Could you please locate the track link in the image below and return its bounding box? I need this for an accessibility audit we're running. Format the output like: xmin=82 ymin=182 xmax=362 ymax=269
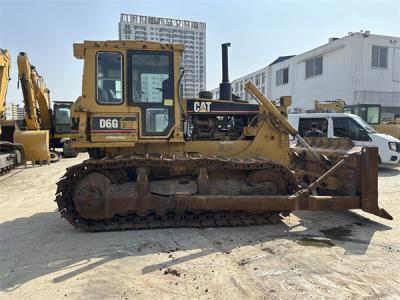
xmin=55 ymin=153 xmax=297 ymax=231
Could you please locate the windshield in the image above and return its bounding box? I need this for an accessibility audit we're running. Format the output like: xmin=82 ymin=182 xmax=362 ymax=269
xmin=352 ymin=115 xmax=377 ymax=133
xmin=55 ymin=107 xmax=71 ymax=125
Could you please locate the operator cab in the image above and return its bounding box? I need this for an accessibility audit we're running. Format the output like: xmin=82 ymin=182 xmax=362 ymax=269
xmin=94 ymin=47 xmax=175 ymax=137
xmin=53 ymin=101 xmax=73 ymax=135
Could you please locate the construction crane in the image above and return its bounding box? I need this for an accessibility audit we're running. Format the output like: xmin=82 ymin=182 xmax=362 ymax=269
xmin=55 ymin=41 xmax=391 ymax=231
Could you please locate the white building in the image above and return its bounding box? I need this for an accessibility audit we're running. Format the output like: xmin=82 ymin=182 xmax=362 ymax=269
xmin=213 ymin=32 xmax=400 ymax=118
xmin=5 ymin=103 xmax=24 ymax=120
xmin=119 ymin=13 xmax=206 ymax=98
xmin=211 ymin=67 xmax=268 ymax=103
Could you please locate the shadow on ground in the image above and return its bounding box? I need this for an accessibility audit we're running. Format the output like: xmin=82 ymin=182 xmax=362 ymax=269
xmin=0 ymin=209 xmax=391 ymax=292
xmin=378 ymin=167 xmax=400 ymax=177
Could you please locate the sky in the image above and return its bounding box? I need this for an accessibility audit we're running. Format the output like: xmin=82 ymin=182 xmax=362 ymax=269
xmin=1 ymin=0 xmax=399 ymax=104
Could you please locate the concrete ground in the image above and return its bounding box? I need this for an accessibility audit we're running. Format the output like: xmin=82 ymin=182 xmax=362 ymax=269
xmin=0 ymin=154 xmax=399 ymax=299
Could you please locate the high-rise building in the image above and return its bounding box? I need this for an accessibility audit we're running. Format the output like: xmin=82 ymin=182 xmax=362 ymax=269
xmin=119 ymin=13 xmax=206 ymax=98
xmin=5 ymin=103 xmax=25 ymax=120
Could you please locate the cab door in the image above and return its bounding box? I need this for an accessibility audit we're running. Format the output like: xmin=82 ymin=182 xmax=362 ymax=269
xmin=127 ymin=50 xmax=175 ymax=137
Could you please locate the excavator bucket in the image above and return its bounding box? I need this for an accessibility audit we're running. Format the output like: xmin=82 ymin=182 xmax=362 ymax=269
xmin=14 ymin=130 xmax=50 ymax=163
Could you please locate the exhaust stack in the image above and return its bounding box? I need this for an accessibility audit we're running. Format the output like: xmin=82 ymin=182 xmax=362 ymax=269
xmin=219 ymin=43 xmax=232 ymax=100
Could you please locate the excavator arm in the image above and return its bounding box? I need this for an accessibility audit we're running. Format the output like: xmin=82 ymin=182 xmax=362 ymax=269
xmin=17 ymin=52 xmax=52 ymax=131
xmin=0 ymin=49 xmax=11 ymax=119
xmin=13 ymin=52 xmax=51 ymax=163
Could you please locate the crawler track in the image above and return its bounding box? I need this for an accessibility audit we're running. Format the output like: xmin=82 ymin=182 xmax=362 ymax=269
xmin=55 ymin=153 xmax=297 ymax=231
xmin=0 ymin=142 xmax=25 ymax=176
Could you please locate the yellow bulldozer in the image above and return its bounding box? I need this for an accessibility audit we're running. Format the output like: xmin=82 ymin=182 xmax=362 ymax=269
xmin=56 ymin=41 xmax=392 ymax=231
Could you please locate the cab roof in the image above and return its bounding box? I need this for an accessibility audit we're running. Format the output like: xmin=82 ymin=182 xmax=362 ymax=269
xmin=73 ymin=40 xmax=184 ymax=59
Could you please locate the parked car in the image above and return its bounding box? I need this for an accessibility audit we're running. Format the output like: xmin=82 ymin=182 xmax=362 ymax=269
xmin=288 ymin=113 xmax=400 ymax=166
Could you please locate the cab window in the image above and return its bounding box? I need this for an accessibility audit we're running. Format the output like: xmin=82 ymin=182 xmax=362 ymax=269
xmin=130 ymin=54 xmax=170 ymax=103
xmin=54 ymin=106 xmax=71 ymax=134
xmin=96 ymin=52 xmax=123 ymax=104
xmin=55 ymin=107 xmax=70 ymax=125
xmin=146 ymin=108 xmax=169 ymax=133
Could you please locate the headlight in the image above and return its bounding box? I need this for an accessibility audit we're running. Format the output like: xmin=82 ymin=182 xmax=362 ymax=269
xmin=388 ymin=142 xmax=397 ymax=151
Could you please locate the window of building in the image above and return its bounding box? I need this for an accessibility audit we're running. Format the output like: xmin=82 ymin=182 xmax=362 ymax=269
xmin=261 ymin=73 xmax=266 ymax=84
xmin=305 ymin=56 xmax=323 ymax=78
xmin=371 ymin=45 xmax=388 ymax=68
xmin=96 ymin=52 xmax=123 ymax=104
xmin=255 ymin=74 xmax=260 ymax=85
xmin=276 ymin=68 xmax=289 ymax=86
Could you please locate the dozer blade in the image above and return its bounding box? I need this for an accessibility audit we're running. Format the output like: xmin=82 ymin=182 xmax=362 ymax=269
xmin=242 ymin=80 xmax=390 ymax=220
xmin=291 ymin=138 xmax=392 ymax=220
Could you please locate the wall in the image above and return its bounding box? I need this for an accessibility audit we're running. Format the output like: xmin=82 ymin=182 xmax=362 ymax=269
xmin=211 ymin=32 xmax=400 ymax=116
xmin=267 ymin=33 xmax=400 ymax=112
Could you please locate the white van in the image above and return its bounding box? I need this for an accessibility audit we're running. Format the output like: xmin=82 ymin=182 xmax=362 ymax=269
xmin=288 ymin=113 xmax=400 ymax=166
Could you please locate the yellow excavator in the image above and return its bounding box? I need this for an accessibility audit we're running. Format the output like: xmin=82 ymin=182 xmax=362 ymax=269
xmin=1 ymin=51 xmax=77 ymax=173
xmin=56 ymin=41 xmax=391 ymax=231
xmin=0 ymin=49 xmax=25 ymax=174
xmin=14 ymin=52 xmax=77 ymax=165
xmin=15 ymin=52 xmax=52 ymax=164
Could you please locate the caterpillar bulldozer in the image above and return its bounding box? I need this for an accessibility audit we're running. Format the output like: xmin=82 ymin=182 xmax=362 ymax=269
xmin=56 ymin=40 xmax=392 ymax=231
xmin=0 ymin=49 xmax=25 ymax=174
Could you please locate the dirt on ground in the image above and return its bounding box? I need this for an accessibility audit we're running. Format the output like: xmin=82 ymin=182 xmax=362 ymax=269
xmin=0 ymin=154 xmax=399 ymax=299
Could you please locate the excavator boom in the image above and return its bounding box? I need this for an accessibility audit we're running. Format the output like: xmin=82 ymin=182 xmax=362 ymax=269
xmin=14 ymin=52 xmax=51 ymax=163
xmin=17 ymin=52 xmax=52 ymax=131
xmin=0 ymin=49 xmax=11 ymax=118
